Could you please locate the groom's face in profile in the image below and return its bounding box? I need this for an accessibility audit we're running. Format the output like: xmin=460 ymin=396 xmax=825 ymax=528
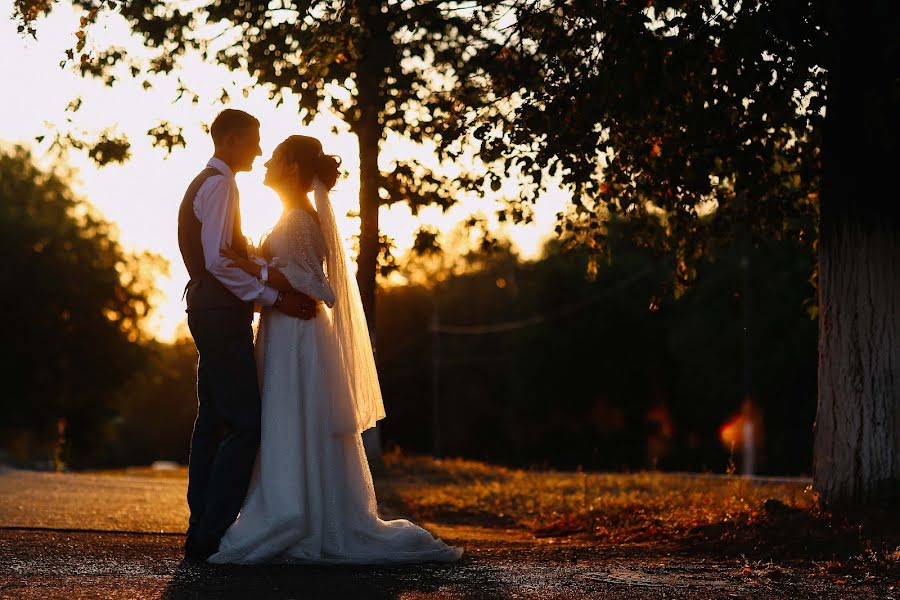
xmin=228 ymin=126 xmax=262 ymax=173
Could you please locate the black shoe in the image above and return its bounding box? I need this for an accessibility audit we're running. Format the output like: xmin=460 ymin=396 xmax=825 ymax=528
xmin=184 ymin=535 xmax=217 ymax=561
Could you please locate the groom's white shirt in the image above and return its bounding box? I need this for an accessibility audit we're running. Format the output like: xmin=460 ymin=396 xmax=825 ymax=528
xmin=193 ymin=157 xmax=279 ymax=306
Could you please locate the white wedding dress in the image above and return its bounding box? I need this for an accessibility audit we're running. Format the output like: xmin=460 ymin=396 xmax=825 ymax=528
xmin=208 ymin=207 xmax=462 ymax=565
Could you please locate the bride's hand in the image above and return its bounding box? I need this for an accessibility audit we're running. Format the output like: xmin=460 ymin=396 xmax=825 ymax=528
xmin=220 ymin=246 xmax=260 ymax=277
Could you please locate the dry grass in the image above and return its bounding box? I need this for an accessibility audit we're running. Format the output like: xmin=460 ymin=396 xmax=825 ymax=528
xmin=381 ymin=451 xmax=899 ymax=577
xmin=382 ymin=452 xmax=815 ymax=541
xmin=87 ymin=465 xmax=190 ymax=479
xmin=85 ymin=452 xmax=897 ymax=575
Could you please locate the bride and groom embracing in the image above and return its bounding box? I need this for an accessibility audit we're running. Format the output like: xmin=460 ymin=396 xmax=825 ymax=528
xmin=179 ymin=109 xmax=462 ymax=565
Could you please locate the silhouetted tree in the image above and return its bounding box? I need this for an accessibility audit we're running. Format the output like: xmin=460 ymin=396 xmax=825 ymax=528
xmin=13 ymin=0 xmax=508 ymax=335
xmin=0 ymin=145 xmax=160 ymax=465
xmin=110 ymin=336 xmax=199 ymax=466
xmin=446 ymin=0 xmax=896 ymax=507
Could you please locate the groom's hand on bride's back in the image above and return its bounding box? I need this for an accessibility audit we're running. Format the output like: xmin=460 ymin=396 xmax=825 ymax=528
xmin=276 ymin=291 xmax=318 ymax=320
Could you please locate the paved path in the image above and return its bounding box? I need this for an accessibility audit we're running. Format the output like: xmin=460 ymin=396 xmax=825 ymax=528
xmin=0 ymin=469 xmax=892 ymax=599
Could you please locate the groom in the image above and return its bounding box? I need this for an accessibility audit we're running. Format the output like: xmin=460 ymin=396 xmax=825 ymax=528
xmin=178 ymin=109 xmax=316 ymax=560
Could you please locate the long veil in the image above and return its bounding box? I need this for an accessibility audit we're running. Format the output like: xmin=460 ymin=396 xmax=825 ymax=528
xmin=313 ymin=178 xmax=386 ymax=434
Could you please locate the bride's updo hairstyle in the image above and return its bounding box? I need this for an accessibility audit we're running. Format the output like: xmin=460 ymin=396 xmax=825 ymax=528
xmin=278 ymin=135 xmax=342 ymax=191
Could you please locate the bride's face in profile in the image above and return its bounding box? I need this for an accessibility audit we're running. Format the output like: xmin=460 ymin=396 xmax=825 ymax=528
xmin=263 ymin=147 xmax=291 ymax=192
xmin=263 ymin=147 xmax=310 ymax=200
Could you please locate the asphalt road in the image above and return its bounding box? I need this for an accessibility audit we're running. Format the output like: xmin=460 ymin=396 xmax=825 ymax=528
xmin=0 ymin=468 xmax=894 ymax=599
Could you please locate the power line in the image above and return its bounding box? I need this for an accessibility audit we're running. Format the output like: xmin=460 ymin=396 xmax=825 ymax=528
xmin=429 ymin=266 xmax=653 ymax=335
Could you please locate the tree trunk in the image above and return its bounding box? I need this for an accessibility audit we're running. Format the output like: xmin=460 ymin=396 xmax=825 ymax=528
xmin=813 ymin=0 xmax=900 ymax=508
xmin=354 ymin=0 xmax=389 ymax=462
xmin=355 ymin=119 xmax=381 ymax=336
xmin=354 ymin=0 xmax=387 ymax=331
xmin=356 ymin=116 xmax=384 ymax=462
xmin=356 ymin=113 xmax=381 ymax=460
xmin=815 ymin=221 xmax=899 ymax=506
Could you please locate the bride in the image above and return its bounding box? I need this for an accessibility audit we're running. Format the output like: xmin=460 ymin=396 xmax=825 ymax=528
xmin=208 ymin=135 xmax=462 ymax=565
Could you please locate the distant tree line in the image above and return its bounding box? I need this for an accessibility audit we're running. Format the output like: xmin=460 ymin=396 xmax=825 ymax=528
xmin=111 ymin=223 xmax=818 ymax=475
xmin=378 ymin=225 xmax=817 ymax=475
xmin=0 ymin=146 xmax=817 ymax=473
xmin=0 ymin=146 xmax=160 ymax=467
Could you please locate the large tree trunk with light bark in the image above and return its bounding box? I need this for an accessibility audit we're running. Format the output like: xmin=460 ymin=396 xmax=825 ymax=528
xmin=813 ymin=0 xmax=899 ymax=508
xmin=815 ymin=221 xmax=899 ymax=506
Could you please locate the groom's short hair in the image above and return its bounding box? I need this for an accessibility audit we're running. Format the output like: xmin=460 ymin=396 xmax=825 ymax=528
xmin=210 ymin=109 xmax=260 ymax=145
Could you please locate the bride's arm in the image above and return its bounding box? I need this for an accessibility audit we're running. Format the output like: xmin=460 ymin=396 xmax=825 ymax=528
xmin=262 ymin=268 xmax=294 ymax=293
xmin=221 ymin=212 xmax=335 ymax=307
xmin=220 ymin=247 xmax=296 ymax=293
xmin=278 ymin=211 xmax=336 ymax=307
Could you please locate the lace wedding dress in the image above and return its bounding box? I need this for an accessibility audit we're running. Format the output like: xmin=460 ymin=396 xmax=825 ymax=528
xmin=208 ymin=207 xmax=462 ymax=565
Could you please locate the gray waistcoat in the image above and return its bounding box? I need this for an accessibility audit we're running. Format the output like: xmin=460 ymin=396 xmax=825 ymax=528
xmin=178 ymin=167 xmax=252 ymax=313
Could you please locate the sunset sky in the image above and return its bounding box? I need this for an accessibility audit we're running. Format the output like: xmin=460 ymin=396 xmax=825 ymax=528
xmin=1 ymin=1 xmax=569 ymax=340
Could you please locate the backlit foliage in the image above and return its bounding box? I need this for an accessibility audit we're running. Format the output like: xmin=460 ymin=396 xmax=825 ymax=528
xmin=443 ymin=1 xmax=825 ymax=292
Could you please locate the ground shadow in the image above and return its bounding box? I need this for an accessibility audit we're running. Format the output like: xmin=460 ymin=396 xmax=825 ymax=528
xmin=161 ymin=556 xmax=510 ymax=600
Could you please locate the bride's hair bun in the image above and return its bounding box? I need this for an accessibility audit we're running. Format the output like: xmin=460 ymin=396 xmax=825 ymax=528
xmin=278 ymin=135 xmax=342 ymax=191
xmin=314 ymin=153 xmax=341 ymax=190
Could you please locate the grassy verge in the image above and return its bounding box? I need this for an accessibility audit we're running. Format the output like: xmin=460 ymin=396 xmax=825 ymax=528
xmin=86 ymin=452 xmax=898 ymax=581
xmin=381 ymin=451 xmax=899 ymax=580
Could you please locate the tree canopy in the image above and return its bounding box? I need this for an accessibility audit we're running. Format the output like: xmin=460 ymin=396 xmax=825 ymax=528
xmin=14 ymin=0 xmax=517 ymax=325
xmin=444 ymin=1 xmax=824 ymax=291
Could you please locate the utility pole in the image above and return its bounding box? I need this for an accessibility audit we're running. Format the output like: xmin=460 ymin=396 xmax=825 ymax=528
xmin=737 ymin=190 xmax=755 ymax=476
xmin=431 ymin=292 xmax=442 ymax=459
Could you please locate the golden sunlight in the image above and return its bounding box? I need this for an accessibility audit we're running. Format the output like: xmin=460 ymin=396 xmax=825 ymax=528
xmin=0 ymin=0 xmax=565 ymax=341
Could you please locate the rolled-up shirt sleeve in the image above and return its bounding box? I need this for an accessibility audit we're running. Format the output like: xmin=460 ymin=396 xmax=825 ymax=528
xmin=194 ymin=176 xmax=279 ymax=306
